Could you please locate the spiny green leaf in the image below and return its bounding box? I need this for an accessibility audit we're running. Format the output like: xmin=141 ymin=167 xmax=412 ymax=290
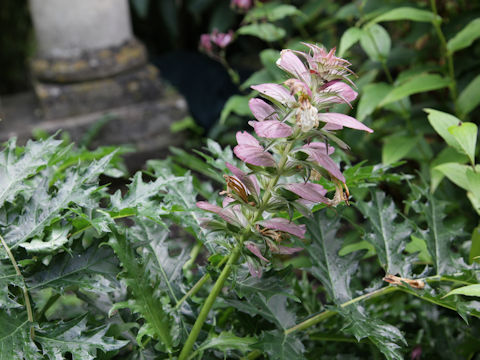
xmin=470 ymin=226 xmax=480 ymax=264
xmin=380 ymin=74 xmax=451 ymax=106
xmin=443 ymin=284 xmax=480 ymax=298
xmin=410 ymin=185 xmax=457 ymax=274
xmin=252 ymin=330 xmax=305 ymax=360
xmin=0 ymin=137 xmax=62 ymax=208
xmin=0 ymin=262 xmax=22 ymax=309
xmin=340 ymin=307 xmax=406 ymax=360
xmin=3 ymin=153 xmax=115 ymax=250
xmin=0 ymin=310 xmax=39 ymax=360
xmin=19 ymin=226 xmax=70 ymax=253
xmin=304 ymin=211 xmax=358 ymax=303
xmin=27 ymin=244 xmax=119 ymax=293
xmin=35 ymin=315 xmax=128 ymax=360
xmin=447 ymin=18 xmax=480 ymax=54
xmin=356 ymin=191 xmax=413 ymax=276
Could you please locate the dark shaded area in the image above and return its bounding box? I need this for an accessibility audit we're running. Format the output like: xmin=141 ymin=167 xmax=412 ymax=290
xmin=0 ymin=0 xmax=33 ymax=95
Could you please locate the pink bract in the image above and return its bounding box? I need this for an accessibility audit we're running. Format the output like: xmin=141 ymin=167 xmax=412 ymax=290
xmin=284 ymin=183 xmax=329 ymax=204
xmin=248 ymin=98 xmax=278 ymax=122
xmin=251 ymin=83 xmax=295 ymax=106
xmin=248 ymin=120 xmax=293 ymax=139
xmin=234 ymin=131 xmax=276 ymax=167
xmin=258 ymin=218 xmax=306 ymax=239
xmin=317 ymin=113 xmax=373 ymax=133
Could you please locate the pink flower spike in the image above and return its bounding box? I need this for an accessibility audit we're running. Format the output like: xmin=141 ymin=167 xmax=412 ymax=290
xmin=226 ymin=162 xmax=260 ymax=196
xmin=248 ymin=120 xmax=293 ymax=139
xmin=199 ymin=34 xmax=212 ymax=53
xmin=249 ymin=98 xmax=278 ymax=122
xmin=251 ymin=83 xmax=295 ymax=106
xmin=246 ymin=242 xmax=269 ymax=262
xmin=284 ymin=183 xmax=329 ymax=204
xmin=318 ymin=113 xmax=373 ymax=133
xmin=258 ymin=218 xmax=306 ymax=239
xmin=284 ymin=78 xmax=312 ymax=98
xmin=276 ymin=50 xmax=311 ymax=86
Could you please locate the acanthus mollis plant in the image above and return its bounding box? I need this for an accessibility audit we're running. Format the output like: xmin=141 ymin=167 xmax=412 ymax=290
xmin=179 ymin=43 xmax=372 ymax=359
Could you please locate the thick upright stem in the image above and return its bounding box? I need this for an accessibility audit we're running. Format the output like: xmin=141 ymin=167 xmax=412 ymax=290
xmin=430 ymin=0 xmax=459 ymax=116
xmin=178 ymin=242 xmax=243 ymax=360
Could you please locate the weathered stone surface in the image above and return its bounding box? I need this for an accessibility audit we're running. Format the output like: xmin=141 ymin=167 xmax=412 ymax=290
xmin=29 ymin=0 xmax=133 ymax=58
xmin=33 ymin=65 xmax=163 ymax=119
xmin=0 ymin=91 xmax=188 ymax=170
xmin=31 ymin=39 xmax=147 ymax=82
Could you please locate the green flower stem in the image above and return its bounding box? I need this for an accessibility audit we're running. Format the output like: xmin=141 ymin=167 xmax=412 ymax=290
xmin=178 ymin=141 xmax=294 ymax=359
xmin=0 ymin=233 xmax=35 ymax=339
xmin=182 ymin=241 xmax=203 ymax=275
xmin=284 ymin=285 xmax=398 ymax=336
xmin=430 ymin=0 xmax=459 ymax=116
xmin=175 ymin=255 xmax=229 ymax=311
xmin=178 ymin=242 xmax=244 ymax=360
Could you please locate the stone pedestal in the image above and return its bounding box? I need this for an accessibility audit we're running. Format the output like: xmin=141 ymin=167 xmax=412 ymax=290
xmin=29 ymin=0 xmax=163 ymax=119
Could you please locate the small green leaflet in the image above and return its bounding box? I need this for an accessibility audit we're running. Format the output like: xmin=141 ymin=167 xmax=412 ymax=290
xmin=447 ymin=18 xmax=480 ymax=54
xmin=443 ymin=284 xmax=480 ymax=298
xmin=367 ymin=6 xmax=438 ymax=25
xmin=379 ymin=74 xmax=451 ymax=106
xmin=191 ymin=331 xmax=256 ymax=358
xmin=458 ymin=74 xmax=480 ymax=117
xmin=252 ymin=330 xmax=306 ymax=360
xmin=237 ymin=23 xmax=286 ymax=42
xmin=448 ymin=122 xmax=477 ymax=165
xmin=360 ymin=24 xmax=391 ymax=62
xmin=338 ymin=27 xmax=363 ymax=56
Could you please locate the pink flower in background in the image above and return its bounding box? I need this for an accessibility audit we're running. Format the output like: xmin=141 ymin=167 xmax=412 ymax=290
xmin=231 ymin=0 xmax=253 ymax=10
xmin=210 ymin=29 xmax=234 ymax=48
xmin=199 ymin=29 xmax=234 ymax=54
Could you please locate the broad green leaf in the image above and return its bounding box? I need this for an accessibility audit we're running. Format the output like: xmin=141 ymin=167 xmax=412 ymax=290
xmin=193 ymin=331 xmax=256 ymax=357
xmin=259 ymin=49 xmax=283 ymax=79
xmin=220 ymin=95 xmax=251 ymax=124
xmin=356 ymin=191 xmax=412 ymax=276
xmin=27 ymin=244 xmax=119 ymax=293
xmin=360 ymin=24 xmax=391 ymax=62
xmin=435 ymin=163 xmax=471 ymax=191
xmin=382 ymin=135 xmax=419 ymax=165
xmin=447 ymin=18 xmax=480 ymax=54
xmin=443 ymin=284 xmax=480 ymax=298
xmin=469 ymin=226 xmax=480 ymax=264
xmin=458 ymin=74 xmax=480 ymax=117
xmin=466 ymin=168 xmax=480 ymax=214
xmin=36 ymin=316 xmax=128 ymax=360
xmin=0 ymin=137 xmax=62 ymax=208
xmin=368 ymin=7 xmax=438 ymax=25
xmin=410 ymin=185 xmax=456 ymax=274
xmin=448 ymin=122 xmax=477 ymax=164
xmin=425 ymin=108 xmax=462 ymax=149
xmin=253 ymin=330 xmax=305 ymax=360
xmin=357 ymin=82 xmax=391 ymax=121
xmin=379 ymin=75 xmax=451 ymax=106
xmin=430 ymin=147 xmax=469 ymax=192
xmin=241 ymin=68 xmax=274 ymax=90
xmin=0 ymin=310 xmax=39 ymax=360
xmin=131 ymin=0 xmax=150 ymax=18
xmin=338 ymin=27 xmax=363 ymax=56
xmin=244 ymin=3 xmax=301 ymax=23
xmin=237 ymin=23 xmax=286 ymax=42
